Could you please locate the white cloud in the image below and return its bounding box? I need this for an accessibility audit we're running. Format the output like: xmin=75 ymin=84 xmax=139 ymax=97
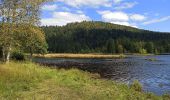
xmin=143 ymin=16 xmax=170 ymax=25
xmin=110 ymin=21 xmax=137 ymax=28
xmin=41 ymin=4 xmax=58 ymax=11
xmin=61 ymin=7 xmax=71 ymax=11
xmin=114 ymin=2 xmax=138 ymax=10
xmin=113 ymin=0 xmax=123 ymax=4
xmin=98 ymin=10 xmax=143 ymax=27
xmin=41 ymin=12 xmax=91 ymax=26
xmin=130 ymin=14 xmax=146 ymax=21
xmin=98 ymin=11 xmax=129 ymax=22
xmin=56 ymin=0 xmax=112 ymax=7
xmin=98 ymin=11 xmax=132 ymax=27
xmin=111 ymin=21 xmax=130 ymax=26
xmin=76 ymin=10 xmax=84 ymax=14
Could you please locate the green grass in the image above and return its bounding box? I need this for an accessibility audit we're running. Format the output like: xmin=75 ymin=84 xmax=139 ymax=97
xmin=0 ymin=62 xmax=169 ymax=100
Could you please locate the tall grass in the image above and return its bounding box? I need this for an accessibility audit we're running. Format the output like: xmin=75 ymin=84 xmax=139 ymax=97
xmin=0 ymin=62 xmax=169 ymax=100
xmin=0 ymin=62 xmax=54 ymax=99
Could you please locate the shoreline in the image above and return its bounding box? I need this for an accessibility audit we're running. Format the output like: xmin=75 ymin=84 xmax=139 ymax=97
xmin=0 ymin=62 xmax=167 ymax=99
xmin=33 ymin=53 xmax=158 ymax=59
xmin=34 ymin=53 xmax=126 ymax=59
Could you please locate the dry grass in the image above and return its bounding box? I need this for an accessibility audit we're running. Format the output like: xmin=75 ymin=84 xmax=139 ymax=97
xmin=34 ymin=53 xmax=125 ymax=59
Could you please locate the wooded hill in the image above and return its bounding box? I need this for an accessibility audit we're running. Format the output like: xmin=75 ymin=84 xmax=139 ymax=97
xmin=42 ymin=21 xmax=170 ymax=54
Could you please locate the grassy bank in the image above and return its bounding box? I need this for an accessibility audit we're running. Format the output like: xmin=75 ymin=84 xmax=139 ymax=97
xmin=34 ymin=53 xmax=125 ymax=59
xmin=0 ymin=62 xmax=169 ymax=100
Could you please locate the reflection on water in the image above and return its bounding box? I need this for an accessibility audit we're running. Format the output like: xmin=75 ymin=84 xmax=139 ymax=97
xmin=33 ymin=55 xmax=170 ymax=95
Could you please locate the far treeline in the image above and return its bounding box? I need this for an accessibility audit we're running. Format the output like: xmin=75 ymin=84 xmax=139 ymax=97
xmin=42 ymin=21 xmax=170 ymax=54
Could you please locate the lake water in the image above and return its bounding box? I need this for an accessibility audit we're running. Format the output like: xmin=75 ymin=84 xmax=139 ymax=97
xmin=33 ymin=55 xmax=170 ymax=95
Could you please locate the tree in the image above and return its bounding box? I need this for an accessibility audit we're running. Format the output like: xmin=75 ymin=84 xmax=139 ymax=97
xmin=145 ymin=42 xmax=154 ymax=53
xmin=106 ymin=39 xmax=115 ymax=53
xmin=115 ymin=43 xmax=124 ymax=54
xmin=0 ymin=0 xmax=49 ymax=62
xmin=42 ymin=21 xmax=170 ymax=54
xmin=16 ymin=25 xmax=47 ymax=59
xmin=139 ymin=48 xmax=147 ymax=54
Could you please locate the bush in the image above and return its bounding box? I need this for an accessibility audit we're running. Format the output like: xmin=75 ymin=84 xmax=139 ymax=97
xmin=130 ymin=80 xmax=142 ymax=92
xmin=139 ymin=48 xmax=147 ymax=54
xmin=11 ymin=52 xmax=25 ymax=61
xmin=162 ymin=94 xmax=170 ymax=100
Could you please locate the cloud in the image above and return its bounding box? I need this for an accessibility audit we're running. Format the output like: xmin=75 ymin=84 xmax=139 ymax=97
xmin=143 ymin=16 xmax=170 ymax=25
xmin=98 ymin=10 xmax=145 ymax=27
xmin=114 ymin=2 xmax=138 ymax=10
xmin=41 ymin=4 xmax=58 ymax=11
xmin=130 ymin=14 xmax=146 ymax=21
xmin=111 ymin=21 xmax=130 ymax=26
xmin=41 ymin=12 xmax=91 ymax=26
xmin=98 ymin=11 xmax=129 ymax=22
xmin=98 ymin=11 xmax=131 ymax=27
xmin=56 ymin=0 xmax=112 ymax=7
xmin=113 ymin=0 xmax=123 ymax=4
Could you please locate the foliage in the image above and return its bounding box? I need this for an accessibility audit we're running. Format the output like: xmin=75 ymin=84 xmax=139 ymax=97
xmin=0 ymin=62 xmax=166 ymax=100
xmin=11 ymin=51 xmax=25 ymax=61
xmin=16 ymin=25 xmax=48 ymax=56
xmin=106 ymin=39 xmax=115 ymax=53
xmin=139 ymin=48 xmax=147 ymax=54
xmin=116 ymin=44 xmax=124 ymax=53
xmin=0 ymin=0 xmax=49 ymax=62
xmin=145 ymin=42 xmax=154 ymax=53
xmin=130 ymin=80 xmax=143 ymax=92
xmin=42 ymin=21 xmax=170 ymax=54
xmin=162 ymin=94 xmax=170 ymax=100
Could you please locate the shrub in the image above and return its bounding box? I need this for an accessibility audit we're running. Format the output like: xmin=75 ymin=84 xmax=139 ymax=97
xmin=162 ymin=94 xmax=170 ymax=100
xmin=130 ymin=80 xmax=142 ymax=92
xmin=11 ymin=52 xmax=25 ymax=61
xmin=139 ymin=48 xmax=147 ymax=54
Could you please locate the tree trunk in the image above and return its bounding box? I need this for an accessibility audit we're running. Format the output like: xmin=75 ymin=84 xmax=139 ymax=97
xmin=2 ymin=47 xmax=6 ymax=62
xmin=4 ymin=45 xmax=11 ymax=63
xmin=6 ymin=48 xmax=11 ymax=63
xmin=29 ymin=48 xmax=33 ymax=61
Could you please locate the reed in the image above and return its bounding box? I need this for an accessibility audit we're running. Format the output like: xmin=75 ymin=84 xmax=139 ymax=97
xmin=34 ymin=53 xmax=125 ymax=59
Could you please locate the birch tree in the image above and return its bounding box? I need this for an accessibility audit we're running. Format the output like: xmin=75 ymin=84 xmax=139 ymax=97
xmin=0 ymin=0 xmax=49 ymax=62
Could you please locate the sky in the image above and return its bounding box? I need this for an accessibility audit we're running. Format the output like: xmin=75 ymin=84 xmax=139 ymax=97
xmin=40 ymin=0 xmax=170 ymax=32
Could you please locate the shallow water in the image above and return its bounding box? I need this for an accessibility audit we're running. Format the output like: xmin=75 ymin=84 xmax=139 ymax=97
xmin=33 ymin=55 xmax=170 ymax=95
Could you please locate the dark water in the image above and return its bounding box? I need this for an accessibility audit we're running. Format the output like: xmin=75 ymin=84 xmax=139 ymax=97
xmin=33 ymin=55 xmax=170 ymax=95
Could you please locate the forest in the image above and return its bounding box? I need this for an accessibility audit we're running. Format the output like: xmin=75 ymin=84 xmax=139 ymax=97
xmin=42 ymin=21 xmax=170 ymax=54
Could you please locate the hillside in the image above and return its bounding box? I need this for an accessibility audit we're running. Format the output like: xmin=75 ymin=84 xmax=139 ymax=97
xmin=42 ymin=21 xmax=170 ymax=54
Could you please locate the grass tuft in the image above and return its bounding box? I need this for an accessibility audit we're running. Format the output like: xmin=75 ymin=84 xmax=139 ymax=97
xmin=130 ymin=80 xmax=143 ymax=92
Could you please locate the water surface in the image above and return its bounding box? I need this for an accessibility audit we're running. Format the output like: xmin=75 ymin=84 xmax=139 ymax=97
xmin=34 ymin=55 xmax=170 ymax=95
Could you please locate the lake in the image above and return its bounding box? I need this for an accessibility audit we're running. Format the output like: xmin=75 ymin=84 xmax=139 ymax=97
xmin=33 ymin=55 xmax=170 ymax=95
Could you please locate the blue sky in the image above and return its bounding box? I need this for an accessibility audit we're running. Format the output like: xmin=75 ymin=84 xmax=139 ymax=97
xmin=41 ymin=0 xmax=170 ymax=32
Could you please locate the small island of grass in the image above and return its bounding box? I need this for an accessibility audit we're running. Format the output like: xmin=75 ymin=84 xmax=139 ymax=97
xmin=34 ymin=53 xmax=126 ymax=59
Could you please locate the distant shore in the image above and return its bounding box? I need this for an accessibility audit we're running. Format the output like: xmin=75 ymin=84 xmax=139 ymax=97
xmin=34 ymin=53 xmax=126 ymax=59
